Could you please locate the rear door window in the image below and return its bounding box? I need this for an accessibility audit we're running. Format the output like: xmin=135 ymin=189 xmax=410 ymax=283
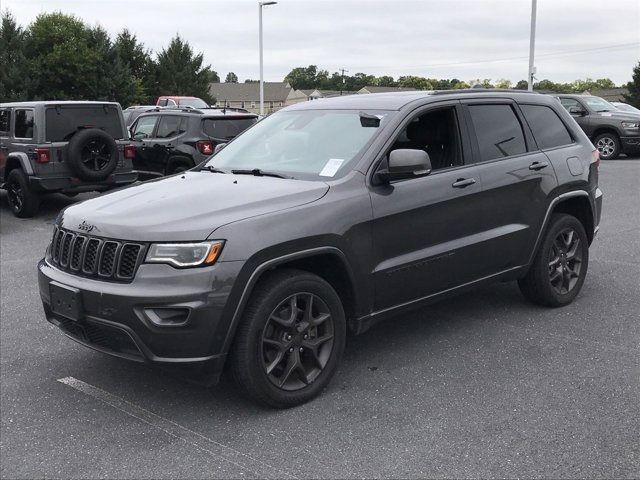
xmin=155 ymin=116 xmax=186 ymax=138
xmin=468 ymin=104 xmax=527 ymax=162
xmin=202 ymin=117 xmax=257 ymax=141
xmin=131 ymin=115 xmax=158 ymax=139
xmin=45 ymin=105 xmax=123 ymax=141
xmin=14 ymin=109 xmax=35 ymax=140
xmin=0 ymin=109 xmax=10 ymax=135
xmin=521 ymin=104 xmax=573 ymax=150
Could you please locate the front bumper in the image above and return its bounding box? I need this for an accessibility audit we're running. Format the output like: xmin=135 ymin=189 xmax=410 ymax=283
xmin=29 ymin=171 xmax=138 ymax=193
xmin=621 ymin=136 xmax=640 ymax=154
xmin=38 ymin=258 xmax=244 ymax=383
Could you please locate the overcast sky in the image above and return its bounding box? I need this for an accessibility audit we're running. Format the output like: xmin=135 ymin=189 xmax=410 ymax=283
xmin=5 ymin=0 xmax=640 ymax=85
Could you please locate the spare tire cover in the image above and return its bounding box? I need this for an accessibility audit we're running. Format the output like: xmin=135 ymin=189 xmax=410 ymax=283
xmin=66 ymin=128 xmax=118 ymax=181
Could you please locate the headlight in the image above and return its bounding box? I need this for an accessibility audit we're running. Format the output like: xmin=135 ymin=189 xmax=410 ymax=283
xmin=621 ymin=121 xmax=639 ymax=129
xmin=145 ymin=241 xmax=224 ymax=268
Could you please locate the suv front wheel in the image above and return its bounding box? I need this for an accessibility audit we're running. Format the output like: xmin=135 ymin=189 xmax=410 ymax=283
xmin=518 ymin=213 xmax=589 ymax=307
xmin=6 ymin=169 xmax=40 ymax=218
xmin=229 ymin=269 xmax=346 ymax=408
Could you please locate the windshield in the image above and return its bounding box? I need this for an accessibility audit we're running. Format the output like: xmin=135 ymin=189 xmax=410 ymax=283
xmin=584 ymin=96 xmax=617 ymax=113
xmin=614 ymin=103 xmax=640 ymax=114
xmin=202 ymin=117 xmax=257 ymax=140
xmin=45 ymin=105 xmax=123 ymax=141
xmin=205 ymin=109 xmax=392 ymax=180
xmin=179 ymin=98 xmax=209 ymax=109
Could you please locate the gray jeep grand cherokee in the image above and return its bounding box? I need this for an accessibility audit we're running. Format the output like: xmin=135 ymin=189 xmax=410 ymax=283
xmin=0 ymin=101 xmax=137 ymax=217
xmin=38 ymin=90 xmax=603 ymax=407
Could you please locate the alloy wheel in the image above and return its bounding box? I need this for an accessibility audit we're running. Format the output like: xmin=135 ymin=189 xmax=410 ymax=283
xmin=595 ymin=136 xmax=616 ymax=159
xmin=548 ymin=227 xmax=583 ymax=295
xmin=260 ymin=293 xmax=334 ymax=391
xmin=7 ymin=178 xmax=24 ymax=212
xmin=81 ymin=139 xmax=112 ymax=171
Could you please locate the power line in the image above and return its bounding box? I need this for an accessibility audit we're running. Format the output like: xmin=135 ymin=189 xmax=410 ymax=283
xmin=350 ymin=42 xmax=640 ymax=71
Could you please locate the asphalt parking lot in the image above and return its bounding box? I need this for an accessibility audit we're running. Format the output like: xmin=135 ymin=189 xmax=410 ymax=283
xmin=1 ymin=159 xmax=639 ymax=479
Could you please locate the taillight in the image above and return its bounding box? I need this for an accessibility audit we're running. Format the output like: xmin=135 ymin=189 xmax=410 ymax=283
xmin=592 ymin=149 xmax=600 ymax=169
xmin=34 ymin=148 xmax=50 ymax=163
xmin=196 ymin=140 xmax=214 ymax=155
xmin=124 ymin=144 xmax=136 ymax=159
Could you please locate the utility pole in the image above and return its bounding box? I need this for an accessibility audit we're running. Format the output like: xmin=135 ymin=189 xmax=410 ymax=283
xmin=527 ymin=0 xmax=537 ymax=91
xmin=340 ymin=68 xmax=348 ymax=95
xmin=259 ymin=1 xmax=277 ymax=116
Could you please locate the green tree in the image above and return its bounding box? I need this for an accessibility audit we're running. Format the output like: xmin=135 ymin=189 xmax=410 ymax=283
xmin=376 ymin=76 xmax=396 ymax=87
xmin=284 ymin=65 xmax=319 ymax=89
xmin=495 ymin=78 xmax=513 ymax=89
xmin=25 ymin=12 xmax=99 ymax=100
xmin=514 ymin=79 xmax=528 ymax=90
xmin=244 ymin=79 xmax=259 ymax=83
xmin=225 ymin=72 xmax=238 ymax=83
xmin=154 ymin=35 xmax=214 ymax=103
xmin=0 ymin=11 xmax=29 ymax=101
xmin=623 ymin=61 xmax=640 ymax=108
xmin=397 ymin=75 xmax=433 ymax=90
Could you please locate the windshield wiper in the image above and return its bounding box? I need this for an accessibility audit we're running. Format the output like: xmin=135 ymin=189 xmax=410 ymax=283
xmin=231 ymin=168 xmax=293 ymax=179
xmin=200 ymin=165 xmax=226 ymax=173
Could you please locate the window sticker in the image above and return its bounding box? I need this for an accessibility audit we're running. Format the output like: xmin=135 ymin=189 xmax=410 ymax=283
xmin=319 ymin=158 xmax=345 ymax=177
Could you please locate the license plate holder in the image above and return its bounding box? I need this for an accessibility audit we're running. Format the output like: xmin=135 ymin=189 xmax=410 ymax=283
xmin=50 ymin=282 xmax=83 ymax=321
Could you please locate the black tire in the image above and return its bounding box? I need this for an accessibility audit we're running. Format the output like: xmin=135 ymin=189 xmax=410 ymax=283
xmin=66 ymin=128 xmax=118 ymax=181
xmin=229 ymin=269 xmax=346 ymax=408
xmin=6 ymin=169 xmax=40 ymax=218
xmin=593 ymin=132 xmax=621 ymax=160
xmin=518 ymin=213 xmax=589 ymax=307
xmin=166 ymin=156 xmax=193 ymax=175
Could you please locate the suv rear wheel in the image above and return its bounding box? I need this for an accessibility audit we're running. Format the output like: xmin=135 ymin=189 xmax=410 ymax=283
xmin=593 ymin=132 xmax=620 ymax=160
xmin=6 ymin=169 xmax=40 ymax=218
xmin=518 ymin=213 xmax=589 ymax=307
xmin=229 ymin=269 xmax=346 ymax=408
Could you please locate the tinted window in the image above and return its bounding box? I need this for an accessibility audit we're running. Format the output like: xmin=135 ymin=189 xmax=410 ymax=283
xmin=559 ymin=98 xmax=582 ymax=112
xmin=0 ymin=110 xmax=10 ymax=134
xmin=15 ymin=110 xmax=35 ymax=139
xmin=156 ymin=116 xmax=186 ymax=138
xmin=521 ymin=104 xmax=573 ymax=150
xmin=132 ymin=115 xmax=158 ymax=139
xmin=468 ymin=105 xmax=526 ymax=161
xmin=45 ymin=105 xmax=123 ymax=141
xmin=202 ymin=117 xmax=257 ymax=140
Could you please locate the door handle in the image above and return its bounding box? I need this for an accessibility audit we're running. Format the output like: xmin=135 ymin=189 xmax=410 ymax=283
xmin=452 ymin=178 xmax=476 ymax=188
xmin=529 ymin=161 xmax=549 ymax=171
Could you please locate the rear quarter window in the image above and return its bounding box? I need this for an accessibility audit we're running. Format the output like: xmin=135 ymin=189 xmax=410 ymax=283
xmin=45 ymin=105 xmax=123 ymax=142
xmin=14 ymin=110 xmax=35 ymax=139
xmin=520 ymin=104 xmax=573 ymax=150
xmin=202 ymin=117 xmax=257 ymax=141
xmin=0 ymin=109 xmax=10 ymax=135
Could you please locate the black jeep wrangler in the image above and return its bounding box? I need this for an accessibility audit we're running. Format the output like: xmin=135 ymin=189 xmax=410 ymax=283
xmin=0 ymin=101 xmax=138 ymax=217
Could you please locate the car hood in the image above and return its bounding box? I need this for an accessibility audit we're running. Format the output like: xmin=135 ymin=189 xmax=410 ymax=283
xmin=59 ymin=172 xmax=329 ymax=241
xmin=596 ymin=110 xmax=640 ymax=121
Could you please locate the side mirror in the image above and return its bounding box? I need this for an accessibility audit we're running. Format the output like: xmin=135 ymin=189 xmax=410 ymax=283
xmin=569 ymin=106 xmax=587 ymax=116
xmin=214 ymin=143 xmax=227 ymax=154
xmin=376 ymin=149 xmax=432 ymax=183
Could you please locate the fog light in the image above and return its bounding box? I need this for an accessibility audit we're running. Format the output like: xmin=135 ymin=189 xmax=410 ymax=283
xmin=144 ymin=307 xmax=190 ymax=327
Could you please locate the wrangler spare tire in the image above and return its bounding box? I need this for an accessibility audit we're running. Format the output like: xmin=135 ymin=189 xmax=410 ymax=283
xmin=66 ymin=128 xmax=118 ymax=181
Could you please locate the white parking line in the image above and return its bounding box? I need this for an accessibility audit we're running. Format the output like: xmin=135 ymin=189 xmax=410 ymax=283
xmin=57 ymin=376 xmax=297 ymax=479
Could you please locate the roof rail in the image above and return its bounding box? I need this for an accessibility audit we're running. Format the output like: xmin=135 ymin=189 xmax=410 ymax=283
xmin=162 ymin=106 xmax=205 ymax=114
xmin=431 ymin=88 xmax=543 ymax=96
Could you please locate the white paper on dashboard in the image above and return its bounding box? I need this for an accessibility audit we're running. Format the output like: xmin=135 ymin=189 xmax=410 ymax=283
xmin=319 ymin=158 xmax=344 ymax=177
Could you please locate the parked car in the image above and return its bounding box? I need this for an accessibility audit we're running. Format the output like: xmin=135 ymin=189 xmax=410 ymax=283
xmin=0 ymin=101 xmax=137 ymax=217
xmin=557 ymin=94 xmax=640 ymax=159
xmin=156 ymin=96 xmax=209 ymax=109
xmin=611 ymin=101 xmax=640 ymax=114
xmin=128 ymin=107 xmax=258 ymax=178
xmin=122 ymin=105 xmax=163 ymax=127
xmin=39 ymin=90 xmax=602 ymax=407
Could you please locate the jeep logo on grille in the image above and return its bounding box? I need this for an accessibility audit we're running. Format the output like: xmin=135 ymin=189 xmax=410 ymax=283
xmin=78 ymin=221 xmax=99 ymax=233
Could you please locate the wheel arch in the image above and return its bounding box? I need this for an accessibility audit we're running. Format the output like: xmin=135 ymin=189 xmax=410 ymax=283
xmin=165 ymin=154 xmax=194 ymax=175
xmin=4 ymin=152 xmax=34 ymax=181
xmin=591 ymin=127 xmax=621 ymax=141
xmin=528 ymin=190 xmax=595 ymax=267
xmin=221 ymin=247 xmax=360 ymax=355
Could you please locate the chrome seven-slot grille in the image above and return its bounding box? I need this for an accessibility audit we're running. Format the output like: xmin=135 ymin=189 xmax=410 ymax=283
xmin=49 ymin=226 xmax=146 ymax=282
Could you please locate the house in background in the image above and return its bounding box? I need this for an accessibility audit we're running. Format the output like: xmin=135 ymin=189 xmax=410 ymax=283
xmin=208 ymin=82 xmax=307 ymax=114
xmin=584 ymin=87 xmax=629 ymax=102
